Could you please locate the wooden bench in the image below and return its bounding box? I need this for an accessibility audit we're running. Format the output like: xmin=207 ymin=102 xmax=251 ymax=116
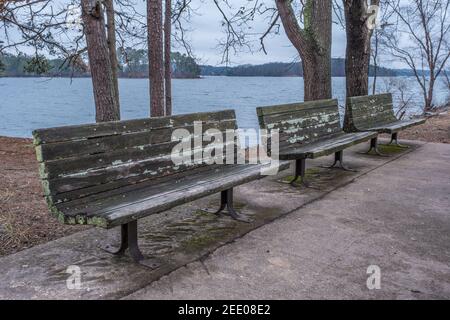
xmin=257 ymin=99 xmax=377 ymax=187
xmin=346 ymin=93 xmax=426 ymax=153
xmin=33 ymin=110 xmax=285 ymax=268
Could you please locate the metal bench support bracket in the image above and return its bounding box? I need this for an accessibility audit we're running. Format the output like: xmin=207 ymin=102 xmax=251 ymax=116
xmin=100 ymin=220 xmax=161 ymax=269
xmin=289 ymin=158 xmax=316 ymax=188
xmin=205 ymin=188 xmax=252 ymax=223
xmin=324 ymin=151 xmax=357 ymax=172
xmin=362 ymin=137 xmax=387 ymax=157
xmin=387 ymin=132 xmax=409 ymax=148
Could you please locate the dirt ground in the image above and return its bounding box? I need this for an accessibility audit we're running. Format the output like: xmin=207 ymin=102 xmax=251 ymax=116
xmin=398 ymin=112 xmax=450 ymax=144
xmin=0 ymin=137 xmax=87 ymax=257
xmin=0 ymin=112 xmax=448 ymax=257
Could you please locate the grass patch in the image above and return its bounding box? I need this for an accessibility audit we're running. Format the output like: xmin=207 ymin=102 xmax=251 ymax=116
xmin=280 ymin=167 xmax=321 ymax=183
xmin=378 ymin=144 xmax=408 ymax=154
xmin=180 ymin=233 xmax=217 ymax=252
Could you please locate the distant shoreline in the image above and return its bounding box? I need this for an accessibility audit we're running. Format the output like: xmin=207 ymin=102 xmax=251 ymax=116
xmin=0 ymin=74 xmax=419 ymax=79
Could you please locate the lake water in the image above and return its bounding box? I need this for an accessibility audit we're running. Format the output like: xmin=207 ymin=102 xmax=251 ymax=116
xmin=0 ymin=76 xmax=448 ymax=139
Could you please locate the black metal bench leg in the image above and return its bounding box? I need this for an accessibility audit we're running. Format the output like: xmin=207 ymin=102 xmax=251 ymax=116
xmin=362 ymin=137 xmax=388 ymax=157
xmin=289 ymin=158 xmax=314 ymax=188
xmin=100 ymin=221 xmax=161 ymax=269
xmin=204 ymin=189 xmax=252 ymax=223
xmin=388 ymin=132 xmax=409 ymax=148
xmin=324 ymin=151 xmax=357 ymax=172
xmin=100 ymin=224 xmax=128 ymax=255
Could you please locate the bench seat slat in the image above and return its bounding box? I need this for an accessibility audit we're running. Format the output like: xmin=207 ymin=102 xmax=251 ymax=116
xmin=55 ymin=162 xmax=290 ymax=228
xmin=279 ymin=131 xmax=377 ymax=160
xmin=367 ymin=118 xmax=427 ymax=134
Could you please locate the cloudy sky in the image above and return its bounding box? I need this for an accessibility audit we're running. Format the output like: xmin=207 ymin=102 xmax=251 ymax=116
xmin=7 ymin=0 xmax=379 ymax=67
xmin=130 ymin=0 xmax=349 ymax=66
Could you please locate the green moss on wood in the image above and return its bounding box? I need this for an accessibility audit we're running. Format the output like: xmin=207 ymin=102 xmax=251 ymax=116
xmin=35 ymin=145 xmax=43 ymax=162
xmin=32 ymin=131 xmax=42 ymax=146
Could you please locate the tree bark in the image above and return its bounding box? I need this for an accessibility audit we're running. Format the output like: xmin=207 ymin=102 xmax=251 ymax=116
xmin=276 ymin=0 xmax=332 ymax=101
xmin=147 ymin=0 xmax=165 ymax=117
xmin=81 ymin=0 xmax=120 ymax=122
xmin=105 ymin=0 xmax=120 ymax=114
xmin=164 ymin=0 xmax=172 ymax=116
xmin=343 ymin=0 xmax=379 ymax=131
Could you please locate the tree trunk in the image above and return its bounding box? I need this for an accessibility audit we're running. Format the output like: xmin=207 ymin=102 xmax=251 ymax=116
xmin=164 ymin=0 xmax=172 ymax=116
xmin=276 ymin=0 xmax=332 ymax=101
xmin=105 ymin=0 xmax=120 ymax=114
xmin=425 ymin=75 xmax=435 ymax=112
xmin=343 ymin=0 xmax=379 ymax=131
xmin=372 ymin=28 xmax=379 ymax=95
xmin=147 ymin=0 xmax=165 ymax=117
xmin=81 ymin=0 xmax=120 ymax=122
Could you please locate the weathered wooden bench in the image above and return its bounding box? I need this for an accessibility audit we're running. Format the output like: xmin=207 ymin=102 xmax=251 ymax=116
xmin=346 ymin=93 xmax=426 ymax=153
xmin=257 ymin=99 xmax=378 ymax=187
xmin=33 ymin=110 xmax=285 ymax=268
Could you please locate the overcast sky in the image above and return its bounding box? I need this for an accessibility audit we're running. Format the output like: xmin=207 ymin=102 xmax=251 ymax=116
xmin=8 ymin=0 xmax=390 ymax=67
xmin=132 ymin=0 xmax=349 ymax=66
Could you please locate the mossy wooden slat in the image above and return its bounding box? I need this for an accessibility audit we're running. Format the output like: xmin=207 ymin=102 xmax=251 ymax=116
xmin=41 ymin=138 xmax=233 ymax=180
xmin=44 ymin=143 xmax=234 ymax=196
xmin=263 ymin=109 xmax=340 ymax=132
xmin=40 ymin=141 xmax=178 ymax=179
xmin=36 ymin=120 xmax=236 ymax=162
xmin=369 ymin=118 xmax=426 ymax=133
xmin=351 ymin=104 xmax=395 ymax=117
xmin=48 ymin=161 xmax=290 ymax=228
xmin=278 ymin=132 xmax=377 ymax=160
xmin=62 ymin=164 xmax=255 ymax=217
xmin=102 ymin=163 xmax=285 ymax=228
xmin=33 ymin=110 xmax=236 ymax=145
xmin=279 ymin=122 xmax=342 ymax=148
xmin=347 ymin=93 xmax=392 ymax=106
xmin=306 ymin=132 xmax=377 ymax=159
xmin=352 ymin=112 xmax=397 ymax=130
xmin=256 ymin=99 xmax=337 ymax=117
xmin=57 ymin=164 xmax=221 ymax=213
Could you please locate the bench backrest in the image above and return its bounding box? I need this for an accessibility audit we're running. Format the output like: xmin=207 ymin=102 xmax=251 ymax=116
xmin=256 ymin=99 xmax=342 ymax=151
xmin=33 ymin=110 xmax=237 ymax=207
xmin=346 ymin=93 xmax=397 ymax=131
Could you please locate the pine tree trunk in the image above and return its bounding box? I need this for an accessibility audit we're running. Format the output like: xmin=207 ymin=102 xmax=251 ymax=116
xmin=105 ymin=0 xmax=120 ymax=114
xmin=147 ymin=0 xmax=165 ymax=117
xmin=164 ymin=0 xmax=172 ymax=116
xmin=81 ymin=0 xmax=120 ymax=122
xmin=276 ymin=0 xmax=332 ymax=101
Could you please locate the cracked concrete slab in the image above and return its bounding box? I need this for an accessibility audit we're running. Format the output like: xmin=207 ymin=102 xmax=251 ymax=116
xmin=2 ymin=140 xmax=446 ymax=300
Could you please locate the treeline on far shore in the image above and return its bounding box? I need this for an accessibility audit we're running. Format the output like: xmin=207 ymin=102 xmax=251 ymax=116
xmin=1 ymin=51 xmax=417 ymax=79
xmin=201 ymin=59 xmax=418 ymax=77
xmin=0 ymin=50 xmax=201 ymax=79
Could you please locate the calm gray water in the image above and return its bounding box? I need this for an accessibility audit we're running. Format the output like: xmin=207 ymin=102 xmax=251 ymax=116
xmin=0 ymin=76 xmax=447 ymax=138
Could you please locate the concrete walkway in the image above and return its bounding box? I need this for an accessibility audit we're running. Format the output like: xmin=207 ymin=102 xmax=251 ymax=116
xmin=0 ymin=140 xmax=449 ymax=299
xmin=125 ymin=141 xmax=450 ymax=300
